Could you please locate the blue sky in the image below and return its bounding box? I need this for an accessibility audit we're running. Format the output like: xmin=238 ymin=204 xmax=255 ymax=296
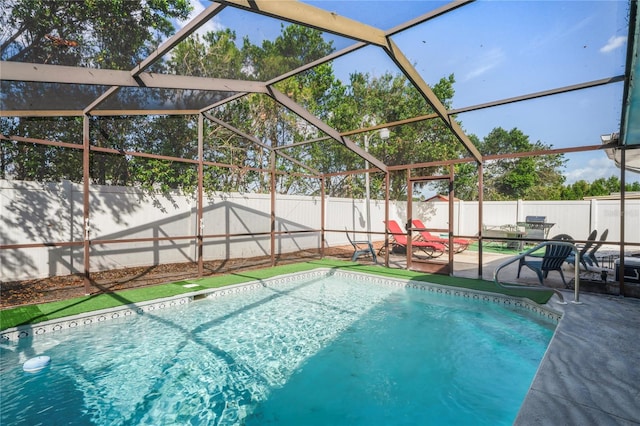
xmin=177 ymin=0 xmax=637 ymax=184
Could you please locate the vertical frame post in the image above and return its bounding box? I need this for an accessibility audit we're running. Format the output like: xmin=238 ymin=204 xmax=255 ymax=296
xmin=448 ymin=164 xmax=455 ymax=272
xmin=478 ymin=162 xmax=484 ymax=278
xmin=320 ymin=176 xmax=326 ymax=258
xmin=197 ymin=113 xmax=204 ymax=277
xmin=619 ymin=147 xmax=626 ymax=295
xmin=270 ymin=151 xmax=276 ymax=266
xmin=82 ymin=115 xmax=91 ymax=294
xmin=406 ymin=168 xmax=413 ymax=270
xmin=384 ymin=172 xmax=390 ymax=266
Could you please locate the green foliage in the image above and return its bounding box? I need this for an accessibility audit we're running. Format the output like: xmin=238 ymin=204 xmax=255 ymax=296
xmin=167 ymin=29 xmax=244 ymax=79
xmin=1 ymin=4 xmax=621 ymax=203
xmin=452 ymin=127 xmax=567 ymax=201
xmin=561 ymin=176 xmax=640 ymax=199
xmin=1 ymin=0 xmax=191 ymax=67
xmin=315 ymin=71 xmax=462 ymax=200
xmin=1 ymin=117 xmax=84 ymax=182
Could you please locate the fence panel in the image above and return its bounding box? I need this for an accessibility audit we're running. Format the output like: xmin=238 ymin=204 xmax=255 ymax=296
xmin=2 ymin=179 xmax=638 ymax=281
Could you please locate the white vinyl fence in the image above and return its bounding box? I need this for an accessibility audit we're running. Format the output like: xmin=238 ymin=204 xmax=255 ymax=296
xmin=1 ymin=179 xmax=639 ymax=281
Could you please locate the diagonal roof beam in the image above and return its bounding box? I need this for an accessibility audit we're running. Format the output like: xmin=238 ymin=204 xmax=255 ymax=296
xmin=216 ymin=0 xmax=479 ymax=163
xmin=201 ymin=92 xmax=249 ymax=113
xmin=265 ymin=1 xmax=474 ymax=88
xmin=383 ymin=38 xmax=483 ymax=162
xmin=267 ymin=86 xmax=387 ymax=172
xmin=210 ymin=43 xmax=368 ymax=109
xmin=132 ymin=3 xmax=227 ymax=76
xmin=216 ymin=0 xmax=388 ymax=46
xmin=266 ymin=41 xmax=367 ymax=86
xmin=386 ymin=0 xmax=475 ymax=36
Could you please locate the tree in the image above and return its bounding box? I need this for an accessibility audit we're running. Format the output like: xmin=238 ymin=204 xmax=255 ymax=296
xmin=1 ymin=0 xmax=191 ymax=67
xmin=310 ymin=72 xmax=464 ymax=199
xmin=1 ymin=0 xmax=192 ymax=184
xmin=454 ymin=127 xmax=567 ymax=201
xmin=211 ymin=24 xmax=337 ymax=194
xmin=560 ymin=176 xmax=640 ymax=199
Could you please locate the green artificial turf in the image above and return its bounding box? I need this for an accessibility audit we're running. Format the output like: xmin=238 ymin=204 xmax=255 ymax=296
xmin=466 ymin=242 xmax=522 ymax=255
xmin=0 ymin=259 xmax=553 ymax=331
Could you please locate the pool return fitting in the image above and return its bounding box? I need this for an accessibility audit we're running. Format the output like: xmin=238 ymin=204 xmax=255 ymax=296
xmin=493 ymin=241 xmax=582 ymax=305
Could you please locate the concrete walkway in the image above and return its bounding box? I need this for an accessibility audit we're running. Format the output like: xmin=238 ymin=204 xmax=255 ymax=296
xmin=515 ymin=290 xmax=640 ymax=425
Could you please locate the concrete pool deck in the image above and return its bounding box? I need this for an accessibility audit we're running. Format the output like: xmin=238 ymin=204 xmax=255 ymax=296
xmin=515 ymin=290 xmax=640 ymax=425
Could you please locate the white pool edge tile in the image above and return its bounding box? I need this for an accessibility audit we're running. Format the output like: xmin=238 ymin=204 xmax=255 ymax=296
xmin=0 ymin=268 xmax=561 ymax=343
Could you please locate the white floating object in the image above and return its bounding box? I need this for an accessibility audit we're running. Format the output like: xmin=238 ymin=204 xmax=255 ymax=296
xmin=23 ymin=355 xmax=51 ymax=373
xmin=182 ymin=283 xmax=199 ymax=288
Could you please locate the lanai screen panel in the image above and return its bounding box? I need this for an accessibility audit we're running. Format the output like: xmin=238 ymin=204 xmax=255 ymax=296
xmin=0 ymin=81 xmax=113 ymax=112
xmin=1 ymin=0 xmax=635 ymax=174
xmin=94 ymin=87 xmax=239 ymax=113
xmin=623 ymin=4 xmax=640 ymax=146
xmin=164 ymin=5 xmax=359 ymax=81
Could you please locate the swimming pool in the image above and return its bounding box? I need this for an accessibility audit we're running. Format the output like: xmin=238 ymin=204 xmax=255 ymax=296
xmin=0 ymin=270 xmax=556 ymax=425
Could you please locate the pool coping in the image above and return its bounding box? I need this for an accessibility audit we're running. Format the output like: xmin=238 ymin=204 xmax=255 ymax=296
xmin=0 ymin=268 xmax=561 ymax=343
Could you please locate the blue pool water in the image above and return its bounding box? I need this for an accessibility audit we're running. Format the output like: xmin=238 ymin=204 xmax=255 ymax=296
xmin=0 ymin=272 xmax=555 ymax=425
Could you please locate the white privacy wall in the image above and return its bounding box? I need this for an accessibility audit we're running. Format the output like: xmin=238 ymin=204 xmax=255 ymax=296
xmin=1 ymin=179 xmax=639 ymax=281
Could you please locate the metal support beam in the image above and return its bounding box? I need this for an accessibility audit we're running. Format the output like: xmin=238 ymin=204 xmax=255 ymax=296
xmin=384 ymin=172 xmax=390 ymax=267
xmin=84 ymin=3 xmax=227 ymax=113
xmin=386 ymin=0 xmax=475 ymax=36
xmin=216 ymin=0 xmax=388 ymax=46
xmin=0 ymin=61 xmax=268 ymax=93
xmin=321 ymin=177 xmax=326 ymax=258
xmin=132 ymin=3 xmax=226 ymax=75
xmin=620 ymin=147 xmax=626 ymax=296
xmin=406 ymin=168 xmax=413 ymax=270
xmin=82 ymin=115 xmax=91 ymax=294
xmin=270 ymin=150 xmax=276 ymax=267
xmin=448 ymin=165 xmax=455 ymax=271
xmin=478 ymin=162 xmax=484 ymax=278
xmin=383 ymin=38 xmax=483 ymax=162
xmin=197 ymin=113 xmax=205 ymax=277
xmin=267 ymin=87 xmax=388 ymax=172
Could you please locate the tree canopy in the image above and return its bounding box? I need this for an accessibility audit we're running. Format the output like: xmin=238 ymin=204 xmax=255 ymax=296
xmin=463 ymin=127 xmax=566 ymax=201
xmin=1 ymin=1 xmax=621 ymax=201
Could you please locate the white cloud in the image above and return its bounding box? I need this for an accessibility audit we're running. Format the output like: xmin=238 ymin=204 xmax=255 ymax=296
xmin=175 ymin=0 xmax=225 ymax=39
xmin=600 ymin=35 xmax=627 ymax=53
xmin=564 ymin=156 xmax=620 ymax=184
xmin=463 ymin=47 xmax=505 ymax=82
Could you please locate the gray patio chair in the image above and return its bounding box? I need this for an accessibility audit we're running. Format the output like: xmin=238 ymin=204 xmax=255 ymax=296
xmin=345 ymin=229 xmax=377 ymax=263
xmin=584 ymin=229 xmax=608 ymax=267
xmin=565 ymin=229 xmax=598 ymax=270
xmin=517 ymin=241 xmax=574 ymax=287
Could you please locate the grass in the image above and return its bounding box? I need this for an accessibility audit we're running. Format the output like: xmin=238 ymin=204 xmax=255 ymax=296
xmin=467 ymin=241 xmax=522 ymax=255
xmin=0 ymin=259 xmax=554 ymax=331
xmin=467 ymin=242 xmax=548 ymax=257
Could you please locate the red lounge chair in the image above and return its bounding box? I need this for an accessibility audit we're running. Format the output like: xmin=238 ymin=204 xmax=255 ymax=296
xmin=382 ymin=220 xmax=445 ymax=258
xmin=412 ymin=219 xmax=470 ymax=253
